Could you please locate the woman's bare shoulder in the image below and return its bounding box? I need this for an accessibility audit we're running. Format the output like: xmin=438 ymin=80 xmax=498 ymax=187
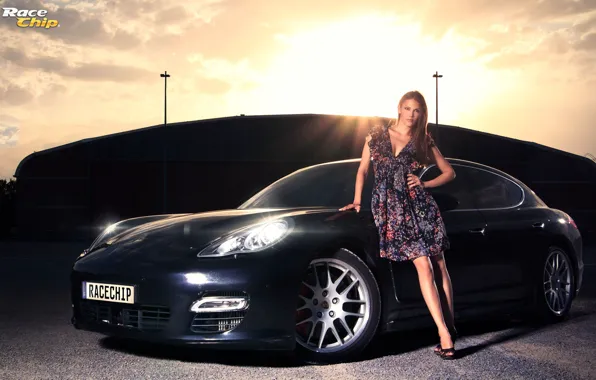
xmin=368 ymin=122 xmax=386 ymax=137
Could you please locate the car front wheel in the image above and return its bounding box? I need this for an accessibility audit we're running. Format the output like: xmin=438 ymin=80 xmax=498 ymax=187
xmin=294 ymin=248 xmax=381 ymax=364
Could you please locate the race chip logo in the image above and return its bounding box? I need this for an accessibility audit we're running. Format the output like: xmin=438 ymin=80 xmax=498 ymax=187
xmin=2 ymin=7 xmax=59 ymax=29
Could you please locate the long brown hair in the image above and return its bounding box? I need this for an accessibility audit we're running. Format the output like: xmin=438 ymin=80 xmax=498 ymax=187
xmin=395 ymin=91 xmax=435 ymax=166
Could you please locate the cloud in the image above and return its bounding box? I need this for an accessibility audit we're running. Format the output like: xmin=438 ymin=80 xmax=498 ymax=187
xmin=194 ymin=76 xmax=231 ymax=94
xmin=411 ymin=1 xmax=596 ymax=61
xmin=36 ymin=82 xmax=68 ymax=105
xmin=468 ymin=10 xmax=596 ymax=71
xmin=1 ymin=47 xmax=154 ymax=82
xmin=530 ymin=0 xmax=596 ymax=21
xmin=111 ymin=29 xmax=142 ymax=50
xmin=143 ymin=0 xmax=401 ymax=69
xmin=573 ymin=13 xmax=596 ymax=34
xmin=415 ymin=0 xmax=596 ymax=32
xmin=0 ymin=114 xmax=20 ymax=146
xmin=0 ymin=84 xmax=35 ymax=106
xmin=0 ymin=0 xmax=142 ymax=50
xmin=47 ymin=7 xmax=111 ymax=44
xmin=66 ymin=62 xmax=154 ymax=82
xmin=576 ymin=32 xmax=596 ymax=50
xmin=155 ymin=5 xmax=189 ymax=24
xmin=483 ymin=29 xmax=577 ymax=69
xmin=103 ymin=0 xmax=163 ymax=19
xmin=2 ymin=47 xmax=68 ymax=72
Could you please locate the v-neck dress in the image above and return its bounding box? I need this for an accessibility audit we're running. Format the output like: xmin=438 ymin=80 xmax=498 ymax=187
xmin=367 ymin=124 xmax=450 ymax=262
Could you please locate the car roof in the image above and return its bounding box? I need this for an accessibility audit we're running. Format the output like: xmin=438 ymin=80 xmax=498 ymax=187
xmin=297 ymin=158 xmax=541 ymax=205
xmin=302 ymin=157 xmax=507 ymax=174
xmin=299 ymin=157 xmax=530 ymax=188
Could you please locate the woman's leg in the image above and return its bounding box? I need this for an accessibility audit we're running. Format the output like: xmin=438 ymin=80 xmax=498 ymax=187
xmin=431 ymin=254 xmax=455 ymax=331
xmin=411 ymin=255 xmax=454 ymax=351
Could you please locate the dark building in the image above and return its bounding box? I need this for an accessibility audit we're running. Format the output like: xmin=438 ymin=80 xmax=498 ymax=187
xmin=13 ymin=114 xmax=596 ymax=242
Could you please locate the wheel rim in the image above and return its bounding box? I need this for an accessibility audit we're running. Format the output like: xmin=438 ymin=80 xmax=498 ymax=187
xmin=543 ymin=249 xmax=572 ymax=315
xmin=295 ymin=257 xmax=372 ymax=353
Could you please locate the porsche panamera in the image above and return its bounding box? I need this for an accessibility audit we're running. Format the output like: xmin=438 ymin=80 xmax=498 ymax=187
xmin=70 ymin=158 xmax=584 ymax=363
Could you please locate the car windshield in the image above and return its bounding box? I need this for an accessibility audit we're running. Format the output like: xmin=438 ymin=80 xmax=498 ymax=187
xmin=238 ymin=161 xmax=360 ymax=209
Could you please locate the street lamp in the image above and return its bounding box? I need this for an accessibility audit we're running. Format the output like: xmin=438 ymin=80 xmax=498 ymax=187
xmin=432 ymin=71 xmax=442 ymax=126
xmin=160 ymin=71 xmax=170 ymax=214
xmin=160 ymin=71 xmax=170 ymax=125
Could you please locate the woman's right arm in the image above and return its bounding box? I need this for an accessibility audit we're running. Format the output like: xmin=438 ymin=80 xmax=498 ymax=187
xmin=340 ymin=135 xmax=372 ymax=212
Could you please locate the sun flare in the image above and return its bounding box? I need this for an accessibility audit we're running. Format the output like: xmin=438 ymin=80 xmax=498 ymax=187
xmin=241 ymin=14 xmax=504 ymax=126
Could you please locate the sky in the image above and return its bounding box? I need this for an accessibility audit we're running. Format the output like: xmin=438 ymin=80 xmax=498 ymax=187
xmin=0 ymin=0 xmax=595 ymax=179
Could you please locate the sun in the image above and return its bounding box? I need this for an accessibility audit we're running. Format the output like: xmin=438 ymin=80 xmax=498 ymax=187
xmin=241 ymin=14 xmax=503 ymax=126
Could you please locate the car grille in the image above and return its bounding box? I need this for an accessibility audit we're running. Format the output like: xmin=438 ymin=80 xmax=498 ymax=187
xmin=190 ymin=290 xmax=248 ymax=333
xmin=79 ymin=300 xmax=170 ymax=332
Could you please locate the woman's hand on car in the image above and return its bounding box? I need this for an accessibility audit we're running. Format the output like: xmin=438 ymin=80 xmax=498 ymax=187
xmin=339 ymin=203 xmax=361 ymax=212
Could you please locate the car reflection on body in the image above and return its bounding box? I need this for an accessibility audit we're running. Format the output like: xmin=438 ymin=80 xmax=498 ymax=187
xmin=70 ymin=158 xmax=584 ymax=363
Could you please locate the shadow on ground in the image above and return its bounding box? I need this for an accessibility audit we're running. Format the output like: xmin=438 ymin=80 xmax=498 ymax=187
xmin=97 ymin=262 xmax=596 ymax=366
xmin=99 ymin=337 xmax=304 ymax=367
xmin=362 ymin=309 xmax=594 ymax=362
xmin=98 ymin=308 xmax=594 ymax=367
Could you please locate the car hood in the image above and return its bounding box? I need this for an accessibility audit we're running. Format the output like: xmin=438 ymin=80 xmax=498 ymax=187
xmin=75 ymin=207 xmax=335 ymax=271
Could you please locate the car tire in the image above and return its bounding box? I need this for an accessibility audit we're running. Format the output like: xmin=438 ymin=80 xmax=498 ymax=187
xmin=294 ymin=248 xmax=381 ymax=364
xmin=532 ymin=245 xmax=576 ymax=323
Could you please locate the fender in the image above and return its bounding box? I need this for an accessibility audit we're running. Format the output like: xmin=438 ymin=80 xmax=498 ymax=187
xmin=87 ymin=213 xmax=192 ymax=252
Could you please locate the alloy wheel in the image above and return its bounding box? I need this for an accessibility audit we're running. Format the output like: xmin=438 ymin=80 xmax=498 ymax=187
xmin=295 ymin=257 xmax=372 ymax=353
xmin=543 ymin=248 xmax=572 ymax=315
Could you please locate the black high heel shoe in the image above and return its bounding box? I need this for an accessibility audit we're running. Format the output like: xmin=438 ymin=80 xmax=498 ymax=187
xmin=433 ymin=327 xmax=458 ymax=355
xmin=437 ymin=346 xmax=457 ymax=360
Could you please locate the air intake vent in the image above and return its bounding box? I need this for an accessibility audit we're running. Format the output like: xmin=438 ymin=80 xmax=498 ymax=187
xmin=191 ymin=310 xmax=247 ymax=333
xmin=120 ymin=305 xmax=170 ymax=332
xmin=80 ymin=300 xmax=111 ymax=322
xmin=202 ymin=291 xmax=247 ymax=297
xmin=79 ymin=301 xmax=170 ymax=332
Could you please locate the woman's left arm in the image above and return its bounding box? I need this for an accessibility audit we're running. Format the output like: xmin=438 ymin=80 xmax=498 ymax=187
xmin=421 ymin=146 xmax=456 ymax=189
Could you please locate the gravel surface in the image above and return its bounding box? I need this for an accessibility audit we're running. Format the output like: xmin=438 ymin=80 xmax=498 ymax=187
xmin=1 ymin=241 xmax=595 ymax=380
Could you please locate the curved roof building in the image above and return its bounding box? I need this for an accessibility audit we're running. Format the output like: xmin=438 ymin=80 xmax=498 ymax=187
xmin=13 ymin=114 xmax=596 ymax=241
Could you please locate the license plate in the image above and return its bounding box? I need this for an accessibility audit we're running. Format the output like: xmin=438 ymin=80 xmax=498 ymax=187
xmin=82 ymin=281 xmax=135 ymax=304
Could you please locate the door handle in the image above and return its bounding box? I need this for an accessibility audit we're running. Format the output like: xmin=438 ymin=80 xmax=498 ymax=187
xmin=532 ymin=222 xmax=545 ymax=229
xmin=469 ymin=227 xmax=485 ymax=235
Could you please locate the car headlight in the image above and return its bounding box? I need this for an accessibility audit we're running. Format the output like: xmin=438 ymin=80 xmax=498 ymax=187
xmin=198 ymin=218 xmax=294 ymax=257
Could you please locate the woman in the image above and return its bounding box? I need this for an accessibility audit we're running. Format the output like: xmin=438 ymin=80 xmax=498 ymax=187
xmin=340 ymin=91 xmax=458 ymax=359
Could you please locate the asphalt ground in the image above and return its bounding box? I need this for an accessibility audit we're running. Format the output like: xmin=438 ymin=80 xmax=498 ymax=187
xmin=0 ymin=241 xmax=595 ymax=380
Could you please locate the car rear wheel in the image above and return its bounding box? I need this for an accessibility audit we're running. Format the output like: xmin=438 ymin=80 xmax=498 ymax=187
xmin=294 ymin=248 xmax=381 ymax=364
xmin=534 ymin=245 xmax=575 ymax=322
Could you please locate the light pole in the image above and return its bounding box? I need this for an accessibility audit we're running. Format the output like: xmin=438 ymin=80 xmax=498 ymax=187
xmin=432 ymin=71 xmax=442 ymax=126
xmin=160 ymin=71 xmax=170 ymax=125
xmin=160 ymin=71 xmax=170 ymax=213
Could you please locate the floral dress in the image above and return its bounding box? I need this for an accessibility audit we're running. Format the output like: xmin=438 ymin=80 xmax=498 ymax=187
xmin=368 ymin=124 xmax=450 ymax=262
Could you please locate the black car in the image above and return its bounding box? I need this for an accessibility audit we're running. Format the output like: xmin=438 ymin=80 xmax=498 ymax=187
xmin=70 ymin=158 xmax=584 ymax=363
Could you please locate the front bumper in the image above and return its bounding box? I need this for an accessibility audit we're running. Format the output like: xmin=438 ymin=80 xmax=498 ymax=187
xmin=70 ymin=251 xmax=310 ymax=351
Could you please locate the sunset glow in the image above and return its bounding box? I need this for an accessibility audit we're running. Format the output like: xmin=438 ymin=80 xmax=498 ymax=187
xmin=0 ymin=0 xmax=595 ymax=179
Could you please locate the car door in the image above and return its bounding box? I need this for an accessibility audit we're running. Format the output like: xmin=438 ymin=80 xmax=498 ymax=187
xmin=464 ymin=166 xmax=540 ymax=302
xmin=390 ymin=164 xmax=489 ymax=316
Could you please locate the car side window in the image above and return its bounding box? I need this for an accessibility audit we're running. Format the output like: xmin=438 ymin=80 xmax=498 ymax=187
xmin=466 ymin=168 xmax=523 ymax=209
xmin=420 ymin=165 xmax=475 ymax=211
xmin=286 ymin=164 xmax=359 ymax=207
xmin=240 ymin=162 xmax=364 ymax=208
